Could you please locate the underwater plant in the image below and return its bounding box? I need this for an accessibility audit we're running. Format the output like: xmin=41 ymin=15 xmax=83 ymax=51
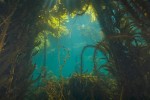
xmin=90 ymin=0 xmax=150 ymax=99
xmin=41 ymin=72 xmax=118 ymax=100
xmin=59 ymin=47 xmax=70 ymax=78
xmin=0 ymin=0 xmax=46 ymax=99
xmin=38 ymin=1 xmax=69 ymax=38
xmin=80 ymin=40 xmax=110 ymax=75
xmin=0 ymin=0 xmax=150 ymax=100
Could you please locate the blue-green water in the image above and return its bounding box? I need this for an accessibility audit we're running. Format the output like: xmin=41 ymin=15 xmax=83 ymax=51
xmin=32 ymin=14 xmax=106 ymax=77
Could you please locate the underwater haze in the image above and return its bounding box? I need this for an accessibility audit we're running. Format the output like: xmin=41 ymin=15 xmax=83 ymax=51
xmin=0 ymin=0 xmax=150 ymax=100
xmin=32 ymin=14 xmax=105 ymax=77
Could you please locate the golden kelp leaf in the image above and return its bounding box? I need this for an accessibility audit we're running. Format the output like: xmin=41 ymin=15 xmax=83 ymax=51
xmin=35 ymin=3 xmax=69 ymax=50
xmin=85 ymin=5 xmax=97 ymax=22
xmin=33 ymin=32 xmax=50 ymax=52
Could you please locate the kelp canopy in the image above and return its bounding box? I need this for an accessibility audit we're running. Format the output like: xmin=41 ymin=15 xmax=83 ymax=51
xmin=0 ymin=0 xmax=150 ymax=100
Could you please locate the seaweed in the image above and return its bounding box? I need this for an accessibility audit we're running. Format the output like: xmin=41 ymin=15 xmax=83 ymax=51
xmin=80 ymin=41 xmax=110 ymax=75
xmin=0 ymin=0 xmax=150 ymax=100
xmin=38 ymin=73 xmax=118 ymax=100
xmin=0 ymin=0 xmax=45 ymax=99
xmin=91 ymin=0 xmax=150 ymax=99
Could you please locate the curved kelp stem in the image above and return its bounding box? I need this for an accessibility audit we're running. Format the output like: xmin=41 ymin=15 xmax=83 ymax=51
xmin=93 ymin=48 xmax=98 ymax=74
xmin=80 ymin=45 xmax=95 ymax=75
xmin=80 ymin=41 xmax=111 ymax=75
xmin=41 ymin=31 xmax=47 ymax=78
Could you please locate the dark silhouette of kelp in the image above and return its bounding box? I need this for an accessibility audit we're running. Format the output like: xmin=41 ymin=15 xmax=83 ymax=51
xmin=0 ymin=0 xmax=44 ymax=99
xmin=91 ymin=0 xmax=150 ymax=99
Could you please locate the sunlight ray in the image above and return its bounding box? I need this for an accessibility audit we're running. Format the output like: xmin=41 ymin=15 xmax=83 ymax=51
xmin=66 ymin=0 xmax=70 ymax=9
xmin=47 ymin=0 xmax=55 ymax=9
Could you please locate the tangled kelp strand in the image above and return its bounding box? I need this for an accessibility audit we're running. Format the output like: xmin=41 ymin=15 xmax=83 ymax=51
xmin=37 ymin=73 xmax=119 ymax=100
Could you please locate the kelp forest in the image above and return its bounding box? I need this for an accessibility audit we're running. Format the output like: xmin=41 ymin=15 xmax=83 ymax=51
xmin=0 ymin=0 xmax=150 ymax=100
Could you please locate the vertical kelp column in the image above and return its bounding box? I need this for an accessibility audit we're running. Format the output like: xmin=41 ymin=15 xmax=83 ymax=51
xmin=0 ymin=0 xmax=44 ymax=99
xmin=91 ymin=0 xmax=150 ymax=99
